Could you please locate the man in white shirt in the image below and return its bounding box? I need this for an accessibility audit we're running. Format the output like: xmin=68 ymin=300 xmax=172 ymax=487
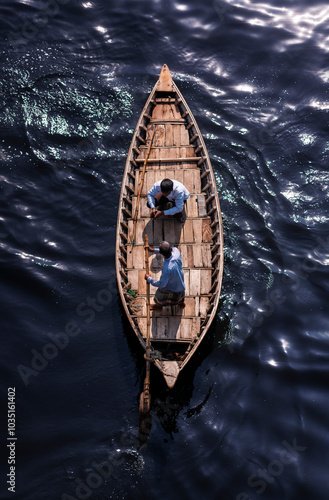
xmin=146 ymin=178 xmax=190 ymax=224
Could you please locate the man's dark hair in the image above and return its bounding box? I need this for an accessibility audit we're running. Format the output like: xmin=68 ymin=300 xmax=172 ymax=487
xmin=160 ymin=179 xmax=173 ymax=194
xmin=159 ymin=241 xmax=172 ymax=258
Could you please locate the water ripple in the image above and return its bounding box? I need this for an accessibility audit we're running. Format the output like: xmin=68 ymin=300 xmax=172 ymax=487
xmin=1 ymin=1 xmax=329 ymax=499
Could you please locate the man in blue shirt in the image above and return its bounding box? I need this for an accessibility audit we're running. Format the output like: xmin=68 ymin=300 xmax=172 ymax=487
xmin=147 ymin=178 xmax=190 ymax=224
xmin=144 ymin=241 xmax=185 ymax=310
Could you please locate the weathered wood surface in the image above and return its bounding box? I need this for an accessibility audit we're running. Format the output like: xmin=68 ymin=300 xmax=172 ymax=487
xmin=126 ymin=117 xmax=214 ymax=341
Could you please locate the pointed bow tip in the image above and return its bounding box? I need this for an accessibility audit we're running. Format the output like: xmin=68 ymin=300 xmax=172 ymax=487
xmin=160 ymin=63 xmax=170 ymax=72
xmin=158 ymin=64 xmax=174 ymax=91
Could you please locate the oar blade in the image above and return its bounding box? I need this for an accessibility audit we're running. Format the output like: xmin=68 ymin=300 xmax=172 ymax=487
xmin=139 ymin=388 xmax=151 ymax=415
xmin=138 ymin=406 xmax=152 ymax=449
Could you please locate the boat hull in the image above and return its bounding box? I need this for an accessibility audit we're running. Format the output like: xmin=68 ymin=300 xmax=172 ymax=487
xmin=115 ymin=65 xmax=224 ymax=388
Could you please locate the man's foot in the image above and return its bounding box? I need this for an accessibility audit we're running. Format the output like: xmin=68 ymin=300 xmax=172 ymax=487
xmin=174 ymin=210 xmax=186 ymax=224
xmin=150 ymin=304 xmax=163 ymax=310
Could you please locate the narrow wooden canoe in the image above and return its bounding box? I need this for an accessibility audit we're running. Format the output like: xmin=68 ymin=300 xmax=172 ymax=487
xmin=115 ymin=65 xmax=224 ymax=388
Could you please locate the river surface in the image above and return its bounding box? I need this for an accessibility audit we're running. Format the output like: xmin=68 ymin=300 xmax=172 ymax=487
xmin=1 ymin=1 xmax=329 ymax=499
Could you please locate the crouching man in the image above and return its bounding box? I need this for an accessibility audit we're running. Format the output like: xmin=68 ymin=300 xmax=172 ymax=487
xmin=147 ymin=178 xmax=189 ymax=224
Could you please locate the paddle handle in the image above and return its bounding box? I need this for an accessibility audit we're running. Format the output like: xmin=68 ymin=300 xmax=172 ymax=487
xmin=131 ymin=126 xmax=156 ymax=245
xmin=139 ymin=234 xmax=151 ymax=415
xmin=145 ymin=234 xmax=150 ymax=344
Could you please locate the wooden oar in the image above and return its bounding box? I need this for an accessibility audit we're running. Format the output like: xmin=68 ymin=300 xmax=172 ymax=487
xmin=139 ymin=234 xmax=151 ymax=415
xmin=130 ymin=126 xmax=156 ymax=246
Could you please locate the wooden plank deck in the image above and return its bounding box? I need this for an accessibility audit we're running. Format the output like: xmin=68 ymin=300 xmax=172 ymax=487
xmin=123 ymin=99 xmax=217 ymax=342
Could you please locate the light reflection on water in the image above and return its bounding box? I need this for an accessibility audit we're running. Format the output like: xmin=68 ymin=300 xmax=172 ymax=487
xmin=0 ymin=1 xmax=328 ymax=499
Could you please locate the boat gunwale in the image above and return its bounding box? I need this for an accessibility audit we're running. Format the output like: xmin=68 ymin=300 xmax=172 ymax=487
xmin=171 ymin=81 xmax=224 ymax=370
xmin=115 ymin=81 xmax=158 ymax=350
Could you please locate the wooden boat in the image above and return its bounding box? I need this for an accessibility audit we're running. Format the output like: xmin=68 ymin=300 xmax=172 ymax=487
xmin=115 ymin=65 xmax=224 ymax=389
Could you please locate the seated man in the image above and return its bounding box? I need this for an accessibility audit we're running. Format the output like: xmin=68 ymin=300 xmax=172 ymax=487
xmin=147 ymin=178 xmax=190 ymax=224
xmin=144 ymin=241 xmax=185 ymax=310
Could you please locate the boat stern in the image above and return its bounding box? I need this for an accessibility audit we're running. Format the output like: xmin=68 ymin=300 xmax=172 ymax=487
xmin=160 ymin=360 xmax=180 ymax=388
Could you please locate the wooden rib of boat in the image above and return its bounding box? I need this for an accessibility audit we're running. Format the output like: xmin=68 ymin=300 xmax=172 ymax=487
xmin=115 ymin=64 xmax=224 ymax=389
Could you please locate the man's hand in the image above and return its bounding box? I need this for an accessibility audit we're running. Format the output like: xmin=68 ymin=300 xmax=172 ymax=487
xmin=144 ymin=245 xmax=155 ymax=252
xmin=144 ymin=274 xmax=150 ymax=281
xmin=150 ymin=207 xmax=156 ymax=219
xmin=154 ymin=210 xmax=164 ymax=220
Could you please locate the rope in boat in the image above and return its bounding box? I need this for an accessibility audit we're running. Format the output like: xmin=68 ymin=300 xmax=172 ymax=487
xmin=144 ymin=350 xmax=162 ymax=362
xmin=122 ymin=282 xmax=143 ymax=315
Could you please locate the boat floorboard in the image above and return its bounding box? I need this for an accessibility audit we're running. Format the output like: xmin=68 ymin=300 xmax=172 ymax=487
xmin=118 ymin=76 xmax=222 ymax=350
xmin=126 ymin=201 xmax=213 ymax=341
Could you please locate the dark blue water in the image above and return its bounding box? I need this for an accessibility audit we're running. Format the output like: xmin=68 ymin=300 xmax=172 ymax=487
xmin=1 ymin=1 xmax=329 ymax=499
